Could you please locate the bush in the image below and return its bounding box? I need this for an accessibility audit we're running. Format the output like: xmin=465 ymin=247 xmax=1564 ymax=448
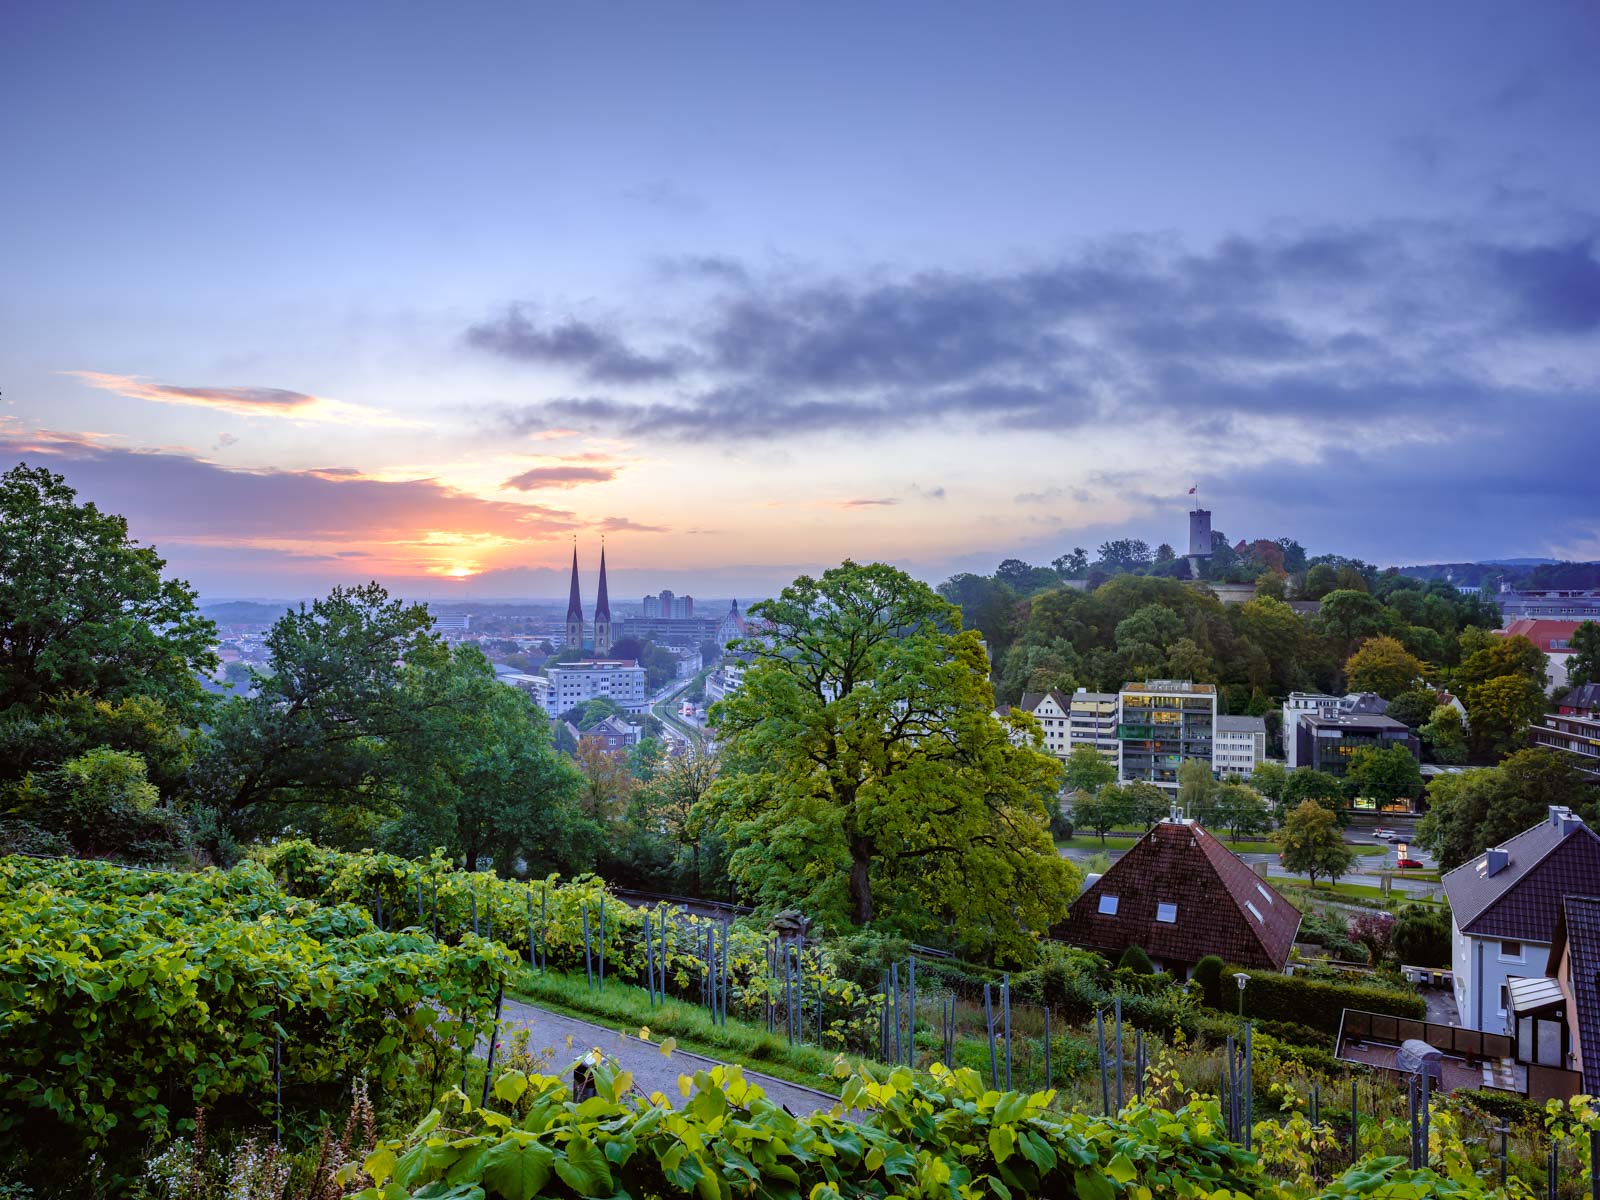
xmin=1193 ymin=955 xmax=1224 ymax=1007
xmin=1118 ymin=944 xmax=1155 ymax=974
xmin=1394 ymin=903 xmax=1452 ymax=967
xmin=1224 ymin=966 xmax=1426 ymax=1034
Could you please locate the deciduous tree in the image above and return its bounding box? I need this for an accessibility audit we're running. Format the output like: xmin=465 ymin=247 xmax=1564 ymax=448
xmin=1276 ymin=800 xmax=1355 ymax=887
xmin=1344 ymin=636 xmax=1427 ymax=699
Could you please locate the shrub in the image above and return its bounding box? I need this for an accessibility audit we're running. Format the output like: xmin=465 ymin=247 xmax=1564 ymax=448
xmin=1118 ymin=944 xmax=1155 ymax=974
xmin=1192 ymin=955 xmax=1224 ymax=1007
xmin=1393 ymin=903 xmax=1452 ymax=967
xmin=1225 ymin=966 xmax=1426 ymax=1034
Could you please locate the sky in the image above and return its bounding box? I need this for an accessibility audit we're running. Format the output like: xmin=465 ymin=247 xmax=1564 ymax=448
xmin=3 ymin=2 xmax=1598 ymax=600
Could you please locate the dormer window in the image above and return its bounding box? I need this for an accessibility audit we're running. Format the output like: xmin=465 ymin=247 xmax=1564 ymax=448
xmin=1098 ymin=894 xmax=1119 ymax=915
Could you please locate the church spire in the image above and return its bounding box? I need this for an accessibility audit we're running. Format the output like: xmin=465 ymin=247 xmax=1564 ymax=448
xmin=564 ymin=539 xmax=584 ymax=651
xmin=593 ymin=538 xmax=613 ymax=654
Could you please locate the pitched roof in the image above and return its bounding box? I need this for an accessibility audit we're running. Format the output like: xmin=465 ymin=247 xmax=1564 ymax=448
xmin=1562 ymin=683 xmax=1600 ymax=713
xmin=1502 ymin=619 xmax=1585 ymax=650
xmin=1442 ymin=809 xmax=1600 ymax=941
xmin=1056 ymin=820 xmax=1301 ymax=970
xmin=1550 ymin=895 xmax=1600 ymax=1096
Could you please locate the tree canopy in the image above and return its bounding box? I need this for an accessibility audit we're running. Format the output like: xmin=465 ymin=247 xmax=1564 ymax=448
xmin=704 ymin=560 xmax=1076 ymax=962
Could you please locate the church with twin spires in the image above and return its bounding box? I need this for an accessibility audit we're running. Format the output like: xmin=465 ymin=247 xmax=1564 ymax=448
xmin=564 ymin=542 xmax=612 ymax=653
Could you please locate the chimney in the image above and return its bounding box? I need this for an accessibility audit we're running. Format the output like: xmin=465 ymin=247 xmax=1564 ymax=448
xmin=1549 ymin=806 xmax=1586 ymax=838
xmin=1481 ymin=848 xmax=1510 ymax=876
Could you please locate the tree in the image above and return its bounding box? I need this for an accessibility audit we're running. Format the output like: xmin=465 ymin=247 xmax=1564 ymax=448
xmin=1419 ymin=704 xmax=1468 ymax=764
xmin=1052 ymin=548 xmax=1088 ymax=579
xmin=1387 ymin=688 xmax=1440 ymax=729
xmin=1416 ymin=749 xmax=1594 ymax=869
xmin=192 ymin=583 xmax=439 ymax=837
xmin=1282 ymin=768 xmax=1346 ymax=819
xmin=651 ymin=742 xmax=722 ymax=892
xmin=1176 ymin=759 xmax=1220 ymax=824
xmin=0 ymin=464 xmax=218 ymax=721
xmin=705 ymin=561 xmax=1076 ymax=960
xmin=1254 ymin=571 xmax=1286 ymax=600
xmin=1465 ymin=674 xmax=1546 ymax=758
xmin=5 ymin=745 xmax=187 ymax=863
xmin=1062 ymin=746 xmax=1116 ymax=796
xmin=1095 ymin=539 xmax=1153 ymax=574
xmin=1214 ymin=782 xmax=1270 ymax=841
xmin=1319 ymin=590 xmax=1387 ymax=647
xmin=1154 ymin=543 xmax=1176 ymax=564
xmin=1457 ymin=634 xmax=1548 ymax=692
xmin=1343 ymin=745 xmax=1422 ymax=806
xmin=1344 ymin=636 xmax=1426 ymax=699
xmin=995 ymin=558 xmax=1059 ymax=595
xmin=1393 ymin=904 xmax=1451 ymax=967
xmin=573 ymin=736 xmax=634 ymax=828
xmin=1117 ymin=945 xmax=1155 ymax=974
xmin=1248 ymin=761 xmax=1287 ymax=805
xmin=1566 ymin=621 xmax=1600 ymax=688
xmin=1121 ymin=781 xmax=1171 ymax=829
xmin=1071 ymin=786 xmax=1128 ymax=846
xmin=563 ymin=696 xmax=623 ymax=730
xmin=1276 ymin=800 xmax=1355 ymax=887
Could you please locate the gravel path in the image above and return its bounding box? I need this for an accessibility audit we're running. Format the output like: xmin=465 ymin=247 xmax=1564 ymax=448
xmin=489 ymin=997 xmax=848 ymax=1118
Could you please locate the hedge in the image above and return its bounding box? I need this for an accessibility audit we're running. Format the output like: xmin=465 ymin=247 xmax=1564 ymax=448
xmin=1225 ymin=965 xmax=1426 ymax=1034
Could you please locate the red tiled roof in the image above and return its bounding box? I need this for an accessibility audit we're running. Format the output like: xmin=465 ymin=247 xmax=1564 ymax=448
xmin=1056 ymin=821 xmax=1301 ymax=970
xmin=1500 ymin=620 xmax=1585 ymax=652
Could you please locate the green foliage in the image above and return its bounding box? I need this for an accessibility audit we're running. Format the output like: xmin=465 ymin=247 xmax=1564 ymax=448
xmin=1342 ymin=745 xmax=1422 ymax=806
xmin=1215 ymin=782 xmax=1271 ymax=841
xmin=1276 ymin=801 xmax=1355 ymax=886
xmin=0 ymin=463 xmax=217 ymax=725
xmin=1222 ymin=966 xmax=1426 ymax=1034
xmin=1343 ymin=635 xmax=1427 ymax=699
xmin=360 ymin=1059 xmax=1277 ymax=1200
xmin=1192 ymin=955 xmax=1224 ymax=1007
xmin=1416 ymin=748 xmax=1595 ymax=869
xmin=1392 ymin=904 xmax=1452 ymax=967
xmin=1063 ymin=744 xmax=1117 ymax=795
xmin=1250 ymin=760 xmax=1288 ymax=802
xmin=1385 ymin=687 xmax=1439 ymax=729
xmin=0 ymin=854 xmax=508 ymax=1182
xmin=1281 ymin=768 xmax=1346 ymax=819
xmin=1117 ymin=944 xmax=1155 ymax=974
xmin=1463 ymin=673 xmax=1547 ymax=758
xmin=705 ymin=560 xmax=1076 ymax=961
xmin=1419 ymin=704 xmax=1468 ymax=764
xmin=5 ymin=746 xmax=189 ymax=863
xmin=1568 ymin=620 xmax=1600 ymax=688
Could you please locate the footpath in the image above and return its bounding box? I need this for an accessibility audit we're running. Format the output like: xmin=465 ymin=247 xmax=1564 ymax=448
xmin=491 ymin=997 xmax=846 ymax=1118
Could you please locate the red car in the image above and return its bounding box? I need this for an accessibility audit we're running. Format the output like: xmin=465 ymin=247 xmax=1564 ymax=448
xmin=1395 ymin=858 xmax=1423 ymax=870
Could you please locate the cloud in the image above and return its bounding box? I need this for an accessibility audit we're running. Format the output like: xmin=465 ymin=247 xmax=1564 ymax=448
xmin=465 ymin=307 xmax=678 ymax=382
xmin=68 ymin=372 xmax=416 ymax=426
xmin=838 ymin=498 xmax=899 ymax=509
xmin=214 ymin=432 xmax=238 ymax=450
xmin=503 ymin=464 xmax=620 ymax=490
xmin=597 ymin=516 xmax=670 ymax=533
xmin=488 ymin=217 xmax=1600 ymax=452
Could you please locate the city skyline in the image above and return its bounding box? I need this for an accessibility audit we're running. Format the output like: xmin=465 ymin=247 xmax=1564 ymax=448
xmin=4 ymin=3 xmax=1598 ymax=598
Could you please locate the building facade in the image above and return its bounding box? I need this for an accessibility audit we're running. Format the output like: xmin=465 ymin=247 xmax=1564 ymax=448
xmin=1443 ymin=807 xmax=1600 ymax=1033
xmin=1529 ymin=708 xmax=1600 ymax=784
xmin=1292 ymin=712 xmax=1420 ymax=781
xmin=1213 ymin=715 xmax=1267 ymax=778
xmin=1117 ymin=680 xmax=1216 ymax=792
xmin=1281 ymin=693 xmax=1341 ymax=767
xmin=547 ymin=660 xmax=648 ymax=713
xmin=1068 ymin=690 xmax=1120 ymax=763
xmin=1019 ymin=690 xmax=1070 ymax=759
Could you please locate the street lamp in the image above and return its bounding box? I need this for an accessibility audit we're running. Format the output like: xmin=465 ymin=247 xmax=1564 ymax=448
xmin=1233 ymin=972 xmax=1249 ymax=1020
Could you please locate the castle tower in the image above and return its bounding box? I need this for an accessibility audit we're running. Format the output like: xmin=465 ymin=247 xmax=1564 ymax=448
xmin=593 ymin=541 xmax=612 ymax=655
xmin=564 ymin=541 xmax=585 ymax=650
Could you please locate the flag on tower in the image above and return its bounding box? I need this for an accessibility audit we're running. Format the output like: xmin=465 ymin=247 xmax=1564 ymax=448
xmin=1188 ymin=484 xmax=1197 ymax=494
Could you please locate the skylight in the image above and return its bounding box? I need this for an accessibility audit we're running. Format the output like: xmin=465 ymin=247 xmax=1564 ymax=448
xmin=1098 ymin=894 xmax=1119 ymax=915
xmin=1256 ymin=884 xmax=1273 ymax=905
xmin=1246 ymin=901 xmax=1265 ymax=924
xmin=1156 ymin=902 xmax=1178 ymax=923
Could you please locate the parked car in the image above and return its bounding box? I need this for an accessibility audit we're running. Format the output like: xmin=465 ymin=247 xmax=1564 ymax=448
xmin=1372 ymin=828 xmax=1397 ymax=841
xmin=1396 ymin=857 xmax=1423 ymax=869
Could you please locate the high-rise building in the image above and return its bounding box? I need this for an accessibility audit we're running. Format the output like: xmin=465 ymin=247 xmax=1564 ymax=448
xmin=593 ymin=544 xmax=612 ymax=655
xmin=681 ymin=595 xmax=694 ymax=619
xmin=658 ymin=589 xmax=675 ymax=618
xmin=643 ymin=594 xmax=659 ymax=618
xmin=564 ymin=543 xmax=584 ymax=650
xmin=1117 ymin=679 xmax=1216 ymax=792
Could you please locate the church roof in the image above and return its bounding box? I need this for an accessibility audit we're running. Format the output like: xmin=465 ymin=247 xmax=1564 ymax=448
xmin=566 ymin=544 xmax=584 ymax=622
xmin=594 ymin=544 xmax=611 ymax=621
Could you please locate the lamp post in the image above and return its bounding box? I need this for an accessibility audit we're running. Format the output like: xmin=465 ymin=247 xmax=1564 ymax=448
xmin=1234 ymin=972 xmax=1249 ymax=1020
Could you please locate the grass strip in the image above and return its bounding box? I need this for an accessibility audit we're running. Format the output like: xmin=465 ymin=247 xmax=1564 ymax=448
xmin=1058 ymin=835 xmax=1385 ymax=856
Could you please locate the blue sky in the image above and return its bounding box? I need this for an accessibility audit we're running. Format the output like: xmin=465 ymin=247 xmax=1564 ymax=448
xmin=3 ymin=2 xmax=1597 ymax=597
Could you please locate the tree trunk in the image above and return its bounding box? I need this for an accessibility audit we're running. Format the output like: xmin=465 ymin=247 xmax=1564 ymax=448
xmin=848 ymin=833 xmax=874 ymax=925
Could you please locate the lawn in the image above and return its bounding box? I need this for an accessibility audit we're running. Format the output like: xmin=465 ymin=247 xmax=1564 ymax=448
xmin=1057 ymin=834 xmax=1386 ymax=856
xmin=1267 ymin=876 xmax=1446 ymax=909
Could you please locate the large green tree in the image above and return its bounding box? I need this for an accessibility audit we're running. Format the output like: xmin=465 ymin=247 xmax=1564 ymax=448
xmin=1344 ymin=636 xmax=1427 ymax=698
xmin=704 ymin=560 xmax=1076 ymax=960
xmin=1276 ymin=799 xmax=1355 ymax=886
xmin=1416 ymin=748 xmax=1594 ymax=869
xmin=1343 ymin=744 xmax=1423 ymax=806
xmin=0 ymin=464 xmax=217 ymax=720
xmin=1565 ymin=621 xmax=1600 ymax=688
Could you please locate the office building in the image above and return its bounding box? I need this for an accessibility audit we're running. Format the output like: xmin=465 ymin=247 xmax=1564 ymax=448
xmin=1117 ymin=679 xmax=1216 ymax=791
xmin=1213 ymin=715 xmax=1267 ymax=778
xmin=547 ymin=660 xmax=648 ymax=713
xmin=1529 ymin=707 xmax=1600 ymax=784
xmin=1282 ymin=693 xmax=1341 ymax=767
xmin=1068 ymin=690 xmax=1120 ymax=763
xmin=616 ymin=614 xmax=722 ymax=648
xmin=1292 ymin=711 xmax=1419 ymax=781
xmin=643 ymin=594 xmax=660 ymax=618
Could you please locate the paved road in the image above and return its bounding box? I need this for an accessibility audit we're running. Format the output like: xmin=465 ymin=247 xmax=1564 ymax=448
xmin=489 ymin=998 xmax=845 ymax=1118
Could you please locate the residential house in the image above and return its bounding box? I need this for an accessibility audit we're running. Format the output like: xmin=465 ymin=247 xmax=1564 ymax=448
xmin=1056 ymin=816 xmax=1301 ymax=974
xmin=1499 ymin=618 xmax=1589 ymax=691
xmin=1020 ymin=690 xmax=1072 ymax=760
xmin=1442 ymin=806 xmax=1600 ymax=1033
xmin=1550 ymin=895 xmax=1600 ymax=1098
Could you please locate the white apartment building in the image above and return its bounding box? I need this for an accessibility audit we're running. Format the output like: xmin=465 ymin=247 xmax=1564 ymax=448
xmin=547 ymin=659 xmax=648 ymax=714
xmin=500 ymin=672 xmax=555 ymax=712
xmin=1019 ymin=690 xmax=1070 ymax=758
xmin=1212 ymin=715 xmax=1267 ymax=778
xmin=1067 ymin=690 xmax=1120 ymax=763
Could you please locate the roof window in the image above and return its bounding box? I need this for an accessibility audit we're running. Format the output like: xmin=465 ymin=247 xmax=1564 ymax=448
xmin=1098 ymin=894 xmax=1119 ymax=916
xmin=1156 ymin=902 xmax=1178 ymax=923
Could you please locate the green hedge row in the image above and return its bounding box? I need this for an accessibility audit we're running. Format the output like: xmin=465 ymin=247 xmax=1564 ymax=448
xmin=1228 ymin=965 xmax=1426 ymax=1034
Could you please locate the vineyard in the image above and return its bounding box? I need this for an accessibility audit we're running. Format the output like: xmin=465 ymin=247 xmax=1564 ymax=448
xmin=3 ymin=847 xmax=1598 ymax=1198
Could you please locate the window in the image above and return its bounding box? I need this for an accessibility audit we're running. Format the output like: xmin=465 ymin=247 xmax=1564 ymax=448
xmin=1255 ymin=884 xmax=1274 ymax=905
xmin=1245 ymin=901 xmax=1265 ymax=924
xmin=1156 ymin=902 xmax=1178 ymax=923
xmin=1499 ymin=941 xmax=1524 ymax=962
xmin=1499 ymin=984 xmax=1509 ymax=1016
xmin=1098 ymin=895 xmax=1119 ymax=916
